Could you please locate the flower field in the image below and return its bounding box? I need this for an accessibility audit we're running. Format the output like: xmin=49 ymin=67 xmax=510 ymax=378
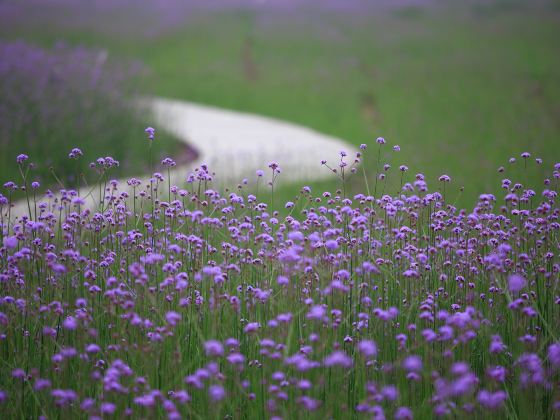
xmin=1 ymin=140 xmax=558 ymax=419
xmin=0 ymin=41 xmax=188 ymax=188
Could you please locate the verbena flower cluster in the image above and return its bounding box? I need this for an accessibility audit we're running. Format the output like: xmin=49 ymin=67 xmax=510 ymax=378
xmin=0 ymin=141 xmax=559 ymax=419
xmin=0 ymin=41 xmax=145 ymax=185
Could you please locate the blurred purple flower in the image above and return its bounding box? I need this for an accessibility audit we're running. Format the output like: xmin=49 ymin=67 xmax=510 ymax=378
xmin=145 ymin=126 xmax=155 ymax=141
xmin=508 ymin=274 xmax=526 ymax=293
xmin=208 ymin=384 xmax=225 ymax=402
xmin=324 ymin=351 xmax=352 ymax=368
xmin=204 ymin=340 xmax=224 ymax=357
xmin=357 ymin=340 xmax=377 ymax=359
xmin=478 ymin=390 xmax=507 ymax=410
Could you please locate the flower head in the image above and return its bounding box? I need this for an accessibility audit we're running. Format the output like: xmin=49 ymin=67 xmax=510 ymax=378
xmin=145 ymin=126 xmax=155 ymax=141
xmin=16 ymin=154 xmax=29 ymax=164
xmin=508 ymin=274 xmax=526 ymax=293
xmin=208 ymin=384 xmax=225 ymax=402
xmin=204 ymin=340 xmax=224 ymax=357
xmin=357 ymin=340 xmax=377 ymax=359
xmin=324 ymin=351 xmax=352 ymax=368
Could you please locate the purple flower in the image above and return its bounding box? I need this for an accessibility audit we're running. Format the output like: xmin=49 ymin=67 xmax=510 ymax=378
xmin=204 ymin=340 xmax=224 ymax=357
xmin=297 ymin=379 xmax=312 ymax=390
xmin=172 ymin=390 xmax=191 ymax=404
xmin=51 ymin=389 xmax=78 ymax=406
xmin=271 ymin=371 xmax=285 ymax=381
xmin=403 ymin=355 xmax=422 ymax=372
xmin=16 ymin=154 xmax=29 ymax=164
xmin=277 ymin=275 xmax=289 ymax=286
xmin=478 ymin=390 xmax=507 ymax=410
xmin=490 ymin=335 xmax=505 ymax=354
xmin=101 ymin=402 xmax=116 ymax=415
xmin=376 ymin=137 xmax=386 ymax=144
xmin=306 ymin=305 xmax=327 ymax=321
xmin=243 ymin=322 xmax=260 ymax=334
xmin=134 ymin=394 xmax=156 ymax=407
xmin=34 ymin=378 xmax=51 ymax=391
xmin=324 ymin=351 xmax=352 ymax=368
xmin=226 ymin=353 xmax=245 ymax=366
xmin=268 ymin=161 xmax=280 ymax=172
xmin=288 ymin=231 xmax=304 ymax=242
xmin=381 ymin=385 xmax=399 ymax=401
xmin=3 ymin=181 xmax=17 ymax=191
xmin=298 ymin=396 xmax=321 ymax=411
xmin=395 ymin=406 xmax=413 ymax=420
xmin=508 ymin=274 xmax=526 ymax=293
xmin=548 ymin=342 xmax=560 ymax=369
xmin=165 ymin=311 xmax=181 ymax=327
xmin=451 ymin=373 xmax=478 ymax=397
xmin=86 ymin=344 xmax=101 ymax=354
xmin=487 ymin=366 xmax=507 ymax=382
xmin=145 ymin=126 xmax=155 ymax=140
xmin=451 ymin=362 xmax=470 ymax=376
xmin=3 ymin=236 xmax=18 ymax=250
xmin=63 ymin=316 xmax=78 ymax=330
xmin=225 ymin=338 xmax=239 ymax=348
xmin=161 ymin=157 xmax=177 ymax=167
xmin=357 ymin=340 xmax=377 ymax=359
xmin=208 ymin=384 xmax=225 ymax=402
xmin=68 ymin=148 xmax=83 ymax=159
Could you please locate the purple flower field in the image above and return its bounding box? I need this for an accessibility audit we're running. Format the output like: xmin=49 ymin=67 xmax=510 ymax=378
xmin=0 ymin=0 xmax=430 ymax=38
xmin=0 ymin=139 xmax=559 ymax=419
xmin=0 ymin=41 xmax=188 ymax=188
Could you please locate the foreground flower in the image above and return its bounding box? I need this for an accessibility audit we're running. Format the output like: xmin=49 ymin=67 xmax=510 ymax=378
xmin=204 ymin=340 xmax=224 ymax=357
xmin=208 ymin=384 xmax=225 ymax=402
xmin=324 ymin=351 xmax=352 ymax=368
xmin=508 ymin=274 xmax=526 ymax=293
xmin=145 ymin=126 xmax=155 ymax=140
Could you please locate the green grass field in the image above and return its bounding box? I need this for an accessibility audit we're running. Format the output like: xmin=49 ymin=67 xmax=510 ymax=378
xmin=3 ymin=1 xmax=559 ymax=206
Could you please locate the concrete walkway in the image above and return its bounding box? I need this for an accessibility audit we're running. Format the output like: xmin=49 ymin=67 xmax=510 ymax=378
xmin=147 ymin=97 xmax=356 ymax=184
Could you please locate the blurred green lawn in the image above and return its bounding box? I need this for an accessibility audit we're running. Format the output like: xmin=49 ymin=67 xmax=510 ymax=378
xmin=4 ymin=2 xmax=559 ymax=207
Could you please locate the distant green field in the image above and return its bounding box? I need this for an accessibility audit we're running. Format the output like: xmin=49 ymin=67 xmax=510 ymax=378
xmin=3 ymin=2 xmax=559 ymax=206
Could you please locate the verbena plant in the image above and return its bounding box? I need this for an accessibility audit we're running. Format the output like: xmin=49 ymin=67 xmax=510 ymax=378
xmin=0 ymin=137 xmax=558 ymax=419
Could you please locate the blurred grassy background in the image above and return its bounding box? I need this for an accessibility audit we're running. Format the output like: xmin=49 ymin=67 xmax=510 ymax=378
xmin=1 ymin=0 xmax=559 ymax=206
xmin=0 ymin=39 xmax=190 ymax=188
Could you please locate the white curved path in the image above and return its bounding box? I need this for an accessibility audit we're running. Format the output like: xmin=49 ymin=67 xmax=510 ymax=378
xmin=148 ymin=97 xmax=356 ymax=184
xmin=9 ymin=97 xmax=356 ymax=217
